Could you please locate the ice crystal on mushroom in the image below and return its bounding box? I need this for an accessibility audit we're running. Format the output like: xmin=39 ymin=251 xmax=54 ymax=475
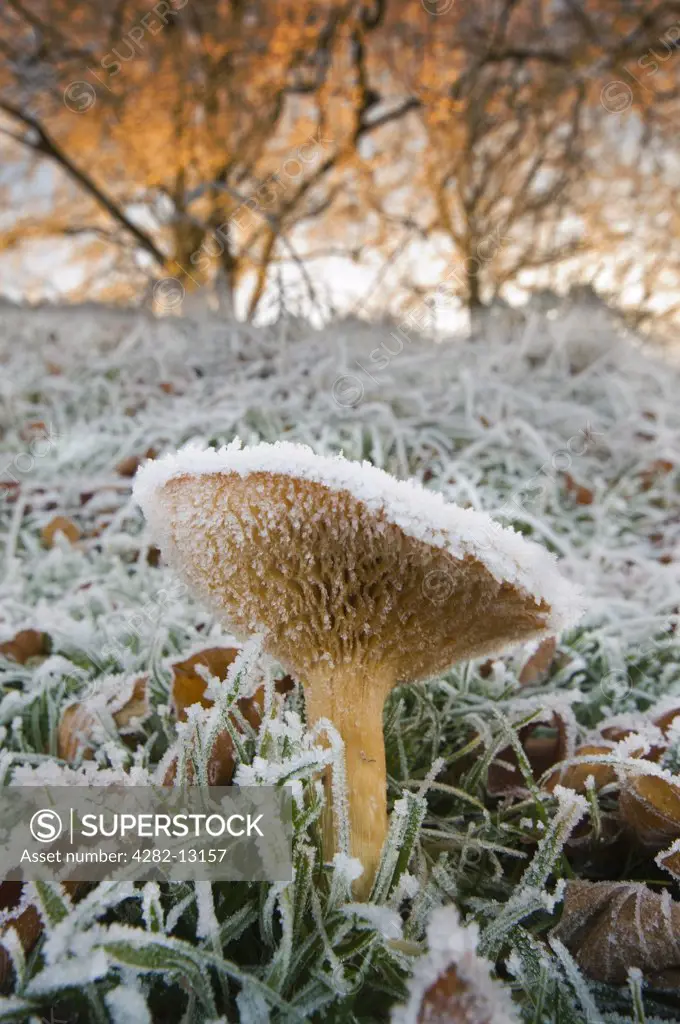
xmin=134 ymin=440 xmax=584 ymax=643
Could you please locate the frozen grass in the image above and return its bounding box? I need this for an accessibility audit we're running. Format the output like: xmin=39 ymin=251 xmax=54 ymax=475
xmin=0 ymin=300 xmax=679 ymax=1022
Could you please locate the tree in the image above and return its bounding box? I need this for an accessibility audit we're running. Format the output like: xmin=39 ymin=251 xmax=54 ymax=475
xmin=0 ymin=0 xmax=420 ymax=316
xmin=1 ymin=0 xmax=679 ymax=334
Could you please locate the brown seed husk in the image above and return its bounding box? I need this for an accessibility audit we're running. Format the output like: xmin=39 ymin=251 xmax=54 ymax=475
xmin=544 ymin=743 xmax=619 ymax=794
xmin=488 ymin=713 xmax=567 ymax=796
xmin=600 ymin=723 xmax=664 ymax=762
xmin=115 ymin=454 xmax=141 ymax=477
xmin=518 ymin=636 xmax=557 ymax=686
xmin=551 ymin=880 xmax=680 ymax=985
xmin=418 ymin=964 xmax=496 ymax=1024
xmin=620 ymin=773 xmax=680 ymax=847
xmin=657 ymin=841 xmax=680 ymax=880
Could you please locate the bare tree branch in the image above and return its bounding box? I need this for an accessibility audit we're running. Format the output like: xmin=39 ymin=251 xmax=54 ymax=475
xmin=0 ymin=100 xmax=167 ymax=266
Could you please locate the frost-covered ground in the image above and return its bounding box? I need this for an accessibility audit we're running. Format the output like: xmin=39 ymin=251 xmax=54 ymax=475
xmin=1 ymin=301 xmax=680 ymax=1022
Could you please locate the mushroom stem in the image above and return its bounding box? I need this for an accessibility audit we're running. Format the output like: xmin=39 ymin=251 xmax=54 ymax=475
xmin=304 ymin=666 xmax=395 ymax=900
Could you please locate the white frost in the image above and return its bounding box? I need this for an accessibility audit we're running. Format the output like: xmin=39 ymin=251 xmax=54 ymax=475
xmin=25 ymin=948 xmax=110 ymax=994
xmin=332 ymin=852 xmax=365 ymax=884
xmin=105 ymin=985 xmax=152 ymax=1024
xmin=391 ymin=905 xmax=520 ymax=1024
xmin=341 ymin=903 xmax=403 ymax=940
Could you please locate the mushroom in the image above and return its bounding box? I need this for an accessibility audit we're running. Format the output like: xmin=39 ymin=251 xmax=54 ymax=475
xmin=134 ymin=441 xmax=582 ymax=897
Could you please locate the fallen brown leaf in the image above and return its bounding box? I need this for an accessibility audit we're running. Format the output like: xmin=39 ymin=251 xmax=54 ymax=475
xmin=146 ymin=544 xmax=161 ymax=567
xmin=519 ymin=637 xmax=557 ymax=686
xmin=41 ymin=516 xmax=81 ymax=547
xmin=0 ymin=629 xmax=50 ymax=665
xmin=114 ymin=675 xmax=148 ymax=731
xmin=620 ymin=773 xmax=680 ymax=848
xmin=599 ymin=723 xmax=664 ymax=761
xmin=19 ymin=420 xmax=48 ymax=442
xmin=163 ymin=731 xmax=240 ymax=787
xmin=114 ymin=449 xmax=156 ymax=476
xmin=0 ymin=881 xmax=81 ymax=990
xmin=58 ymin=702 xmax=98 ymax=762
xmin=551 ymin=880 xmax=680 ymax=985
xmin=0 ymin=482 xmax=19 ymax=503
xmin=0 ymin=902 xmax=41 ymax=990
xmin=640 ymin=459 xmax=675 ymax=491
xmin=544 ymin=743 xmax=619 ymax=794
xmin=58 ymin=676 xmax=148 ymax=762
xmin=164 ymin=648 xmax=294 ymax=786
xmin=657 ymin=840 xmax=680 ymax=880
xmin=563 ymin=473 xmax=594 ymax=506
xmin=172 ymin=647 xmax=240 ymax=720
xmin=488 ymin=714 xmax=567 ymax=796
xmin=115 ymin=454 xmax=141 ymax=477
xmin=417 ymin=964 xmax=499 ymax=1024
xmin=654 ymin=706 xmax=680 ymax=737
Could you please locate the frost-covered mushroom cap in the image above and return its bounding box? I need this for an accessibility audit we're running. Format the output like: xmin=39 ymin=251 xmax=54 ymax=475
xmin=134 ymin=441 xmax=583 ymax=682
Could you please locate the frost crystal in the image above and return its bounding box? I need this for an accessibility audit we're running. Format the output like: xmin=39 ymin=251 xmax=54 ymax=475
xmin=341 ymin=903 xmax=403 ymax=940
xmin=25 ymin=948 xmax=110 ymax=994
xmin=134 ymin=439 xmax=584 ymax=638
xmin=105 ymin=985 xmax=152 ymax=1024
xmin=392 ymin=905 xmax=520 ymax=1024
xmin=332 ymin=852 xmax=365 ymax=884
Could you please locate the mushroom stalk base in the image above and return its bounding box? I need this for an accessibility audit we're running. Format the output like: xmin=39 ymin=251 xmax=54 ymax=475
xmin=304 ymin=667 xmax=395 ymax=900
